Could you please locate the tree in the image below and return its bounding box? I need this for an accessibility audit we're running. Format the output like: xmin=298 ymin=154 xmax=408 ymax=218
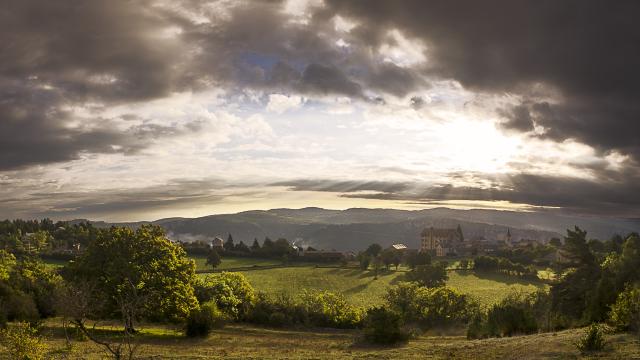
xmin=372 ymin=255 xmax=383 ymax=279
xmin=358 ymin=253 xmax=371 ymax=270
xmin=224 ymin=234 xmax=234 ymax=251
xmin=549 ymin=237 xmax=562 ymax=247
xmin=405 ymin=262 xmax=448 ymax=287
xmin=381 ymin=248 xmax=395 ymax=270
xmin=251 ymin=238 xmax=261 ymax=251
xmin=551 ymin=227 xmax=600 ymax=321
xmin=195 ymin=273 xmax=255 ymax=320
xmin=206 ymin=249 xmax=222 ymax=270
xmin=0 ymin=250 xmax=16 ymax=281
xmin=235 ymin=241 xmax=250 ymax=253
xmin=365 ymin=243 xmax=382 ymax=257
xmin=406 ymin=251 xmax=431 ymax=270
xmin=63 ymin=225 xmax=198 ymax=332
xmin=456 ymin=224 xmax=464 ymax=242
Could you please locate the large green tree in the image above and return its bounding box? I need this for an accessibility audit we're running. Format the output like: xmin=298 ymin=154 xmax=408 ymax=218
xmin=63 ymin=225 xmax=198 ymax=330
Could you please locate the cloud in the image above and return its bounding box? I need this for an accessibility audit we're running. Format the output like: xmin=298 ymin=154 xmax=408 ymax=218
xmin=272 ymin=179 xmax=411 ymax=194
xmin=266 ymin=94 xmax=304 ymax=113
xmin=300 ymin=64 xmax=363 ymax=97
xmin=276 ymin=171 xmax=640 ymax=217
xmin=321 ymin=1 xmax=640 ymax=163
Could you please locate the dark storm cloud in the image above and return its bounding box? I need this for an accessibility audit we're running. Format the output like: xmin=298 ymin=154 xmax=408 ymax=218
xmin=0 ymin=178 xmax=234 ymax=219
xmin=279 ymin=172 xmax=640 ymax=217
xmin=0 ymin=0 xmax=183 ymax=102
xmin=0 ymin=0 xmax=432 ymax=171
xmin=323 ymin=0 xmax=640 ymax=162
xmin=0 ymin=0 xmax=192 ymax=170
xmin=182 ymin=1 xmax=426 ymax=98
xmin=300 ymin=64 xmax=362 ymax=97
xmin=0 ymin=79 xmax=209 ymax=170
xmin=367 ymin=63 xmax=423 ymax=97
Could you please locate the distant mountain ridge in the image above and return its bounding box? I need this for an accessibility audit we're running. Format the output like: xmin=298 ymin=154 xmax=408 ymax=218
xmin=73 ymin=207 xmax=640 ymax=251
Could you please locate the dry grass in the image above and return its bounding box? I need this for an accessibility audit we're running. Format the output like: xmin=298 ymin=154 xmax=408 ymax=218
xmin=13 ymin=320 xmax=640 ymax=359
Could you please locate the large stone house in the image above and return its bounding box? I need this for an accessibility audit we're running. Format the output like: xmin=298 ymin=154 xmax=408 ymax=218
xmin=420 ymin=226 xmax=464 ymax=256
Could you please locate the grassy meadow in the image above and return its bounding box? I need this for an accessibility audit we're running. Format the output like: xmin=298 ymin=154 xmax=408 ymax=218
xmin=238 ymin=267 xmax=547 ymax=308
xmin=22 ymin=321 xmax=640 ymax=360
xmin=44 ymin=256 xmax=547 ymax=307
xmin=191 ymin=255 xmax=281 ymax=271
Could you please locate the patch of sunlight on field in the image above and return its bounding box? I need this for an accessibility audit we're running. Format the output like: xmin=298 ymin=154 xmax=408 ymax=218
xmin=232 ymin=266 xmax=547 ymax=308
xmin=239 ymin=267 xmax=402 ymax=308
xmin=190 ymin=256 xmax=281 ymax=271
xmin=447 ymin=271 xmax=548 ymax=307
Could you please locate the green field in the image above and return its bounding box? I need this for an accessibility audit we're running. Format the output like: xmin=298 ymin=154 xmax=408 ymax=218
xmin=191 ymin=255 xmax=281 ymax=271
xmin=43 ymin=256 xmax=547 ymax=307
xmin=21 ymin=321 xmax=640 ymax=359
xmin=231 ymin=266 xmax=548 ymax=308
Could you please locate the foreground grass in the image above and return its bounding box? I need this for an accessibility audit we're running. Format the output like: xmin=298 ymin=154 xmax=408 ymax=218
xmin=16 ymin=321 xmax=640 ymax=360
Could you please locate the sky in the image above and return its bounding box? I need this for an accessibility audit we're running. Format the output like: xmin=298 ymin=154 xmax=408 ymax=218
xmin=1 ymin=0 xmax=640 ymax=221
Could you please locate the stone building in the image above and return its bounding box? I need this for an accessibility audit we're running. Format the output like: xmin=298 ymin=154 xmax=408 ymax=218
xmin=420 ymin=226 xmax=464 ymax=256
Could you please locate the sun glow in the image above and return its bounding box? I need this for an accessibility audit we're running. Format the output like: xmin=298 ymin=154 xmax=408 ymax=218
xmin=435 ymin=119 xmax=521 ymax=174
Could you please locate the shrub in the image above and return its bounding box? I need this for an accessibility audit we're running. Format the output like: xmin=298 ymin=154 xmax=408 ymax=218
xmin=185 ymin=301 xmax=226 ymax=337
xmin=300 ymin=290 xmax=362 ymax=328
xmin=466 ymin=313 xmax=487 ymax=339
xmin=248 ymin=291 xmax=361 ymax=329
xmin=470 ymin=292 xmax=539 ymax=338
xmin=363 ymin=306 xmax=409 ymax=345
xmin=0 ymin=282 xmax=40 ymax=324
xmin=195 ymin=272 xmax=255 ymax=320
xmin=248 ymin=293 xmax=308 ymax=327
xmin=268 ymin=312 xmax=287 ymax=327
xmin=576 ymin=324 xmax=606 ymax=353
xmin=486 ymin=303 xmax=537 ymax=337
xmin=609 ymin=285 xmax=640 ymax=333
xmin=386 ymin=283 xmax=476 ymax=329
xmin=0 ymin=322 xmax=48 ymax=360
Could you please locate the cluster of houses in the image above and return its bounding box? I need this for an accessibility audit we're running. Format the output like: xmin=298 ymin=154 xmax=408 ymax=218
xmin=206 ymin=225 xmax=545 ymax=259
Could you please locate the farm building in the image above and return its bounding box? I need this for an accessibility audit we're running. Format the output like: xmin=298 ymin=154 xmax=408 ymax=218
xmin=391 ymin=243 xmax=408 ymax=250
xmin=210 ymin=236 xmax=224 ymax=250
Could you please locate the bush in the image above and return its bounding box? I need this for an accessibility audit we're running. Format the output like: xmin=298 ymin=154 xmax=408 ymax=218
xmin=195 ymin=272 xmax=255 ymax=320
xmin=300 ymin=290 xmax=362 ymax=328
xmin=268 ymin=312 xmax=287 ymax=327
xmin=185 ymin=302 xmax=227 ymax=337
xmin=363 ymin=306 xmax=409 ymax=345
xmin=486 ymin=303 xmax=537 ymax=337
xmin=576 ymin=324 xmax=606 ymax=353
xmin=0 ymin=322 xmax=48 ymax=360
xmin=609 ymin=285 xmax=640 ymax=333
xmin=0 ymin=282 xmax=40 ymax=324
xmin=468 ymin=292 xmax=539 ymax=338
xmin=386 ymin=283 xmax=476 ymax=329
xmin=247 ymin=291 xmax=361 ymax=329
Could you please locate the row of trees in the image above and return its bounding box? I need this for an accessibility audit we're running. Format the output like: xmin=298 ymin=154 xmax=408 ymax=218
xmin=473 ymin=255 xmax=538 ymax=279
